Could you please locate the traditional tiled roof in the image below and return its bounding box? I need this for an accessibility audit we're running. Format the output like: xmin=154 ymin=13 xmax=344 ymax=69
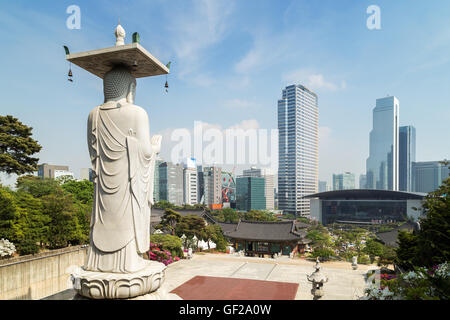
xmin=224 ymin=220 xmax=304 ymax=242
xmin=376 ymin=222 xmax=418 ymax=247
xmin=217 ymin=222 xmax=238 ymax=234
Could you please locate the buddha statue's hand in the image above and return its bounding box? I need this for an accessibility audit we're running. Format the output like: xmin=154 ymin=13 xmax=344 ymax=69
xmin=151 ymin=135 xmax=162 ymax=154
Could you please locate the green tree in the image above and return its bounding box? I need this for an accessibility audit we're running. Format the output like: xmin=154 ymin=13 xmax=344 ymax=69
xmin=0 ymin=187 xmax=17 ymax=240
xmin=243 ymin=210 xmax=278 ymax=222
xmin=175 ymin=215 xmax=207 ymax=243
xmin=205 ymin=224 xmax=227 ymax=251
xmin=396 ymin=177 xmax=450 ymax=269
xmin=0 ymin=115 xmax=42 ymax=175
xmin=16 ymin=175 xmax=60 ymax=198
xmin=41 ymin=190 xmax=84 ymax=248
xmin=363 ymin=239 xmax=385 ymax=263
xmin=157 ymin=208 xmax=182 ymax=235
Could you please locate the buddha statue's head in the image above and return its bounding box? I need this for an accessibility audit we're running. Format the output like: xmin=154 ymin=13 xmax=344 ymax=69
xmin=103 ymin=65 xmax=136 ymax=103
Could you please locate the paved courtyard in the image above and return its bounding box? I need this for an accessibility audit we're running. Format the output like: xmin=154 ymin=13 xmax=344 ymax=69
xmin=161 ymin=253 xmax=378 ymax=300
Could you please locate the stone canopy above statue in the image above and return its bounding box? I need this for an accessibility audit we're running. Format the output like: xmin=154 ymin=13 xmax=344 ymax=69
xmin=66 ymin=23 xmax=169 ymax=79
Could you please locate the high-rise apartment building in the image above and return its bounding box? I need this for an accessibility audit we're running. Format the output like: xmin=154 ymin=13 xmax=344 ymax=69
xmin=242 ymin=167 xmax=275 ymax=210
xmin=183 ymin=158 xmax=198 ymax=205
xmin=366 ymin=96 xmax=399 ymax=191
xmin=236 ymin=176 xmax=266 ymax=211
xmin=278 ymin=84 xmax=319 ymax=216
xmin=203 ymin=166 xmax=222 ymax=207
xmin=399 ymin=126 xmax=416 ymax=192
xmin=159 ymin=162 xmax=183 ymax=206
xmin=412 ymin=161 xmax=449 ymax=193
xmin=38 ymin=163 xmax=69 ymax=179
xmin=333 ymin=172 xmax=355 ymax=190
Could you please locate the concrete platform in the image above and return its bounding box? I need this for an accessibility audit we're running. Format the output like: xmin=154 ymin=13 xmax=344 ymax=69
xmin=43 ymin=253 xmax=376 ymax=300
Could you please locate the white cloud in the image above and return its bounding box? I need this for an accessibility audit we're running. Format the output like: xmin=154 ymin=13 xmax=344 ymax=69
xmin=167 ymin=0 xmax=234 ymax=78
xmin=282 ymin=69 xmax=346 ymax=92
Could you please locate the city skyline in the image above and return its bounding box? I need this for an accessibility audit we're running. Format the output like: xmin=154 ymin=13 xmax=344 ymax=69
xmin=1 ymin=1 xmax=449 ymax=188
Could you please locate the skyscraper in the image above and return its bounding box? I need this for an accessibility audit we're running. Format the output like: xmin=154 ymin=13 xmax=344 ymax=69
xmin=278 ymin=84 xmax=319 ymax=216
xmin=399 ymin=125 xmax=416 ymax=192
xmin=159 ymin=162 xmax=183 ymax=206
xmin=236 ymin=176 xmax=266 ymax=211
xmin=242 ymin=167 xmax=275 ymax=210
xmin=412 ymin=161 xmax=449 ymax=193
xmin=203 ymin=166 xmax=222 ymax=208
xmin=153 ymin=159 xmax=164 ymax=203
xmin=318 ymin=181 xmax=328 ymax=193
xmin=359 ymin=174 xmax=367 ymax=189
xmin=366 ymin=96 xmax=399 ymax=191
xmin=333 ymin=172 xmax=355 ymax=190
xmin=182 ymin=158 xmax=198 ymax=205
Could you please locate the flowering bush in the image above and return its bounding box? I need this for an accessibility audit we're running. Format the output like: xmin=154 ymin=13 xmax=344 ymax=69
xmin=364 ymin=262 xmax=450 ymax=300
xmin=147 ymin=242 xmax=181 ymax=266
xmin=0 ymin=238 xmax=16 ymax=258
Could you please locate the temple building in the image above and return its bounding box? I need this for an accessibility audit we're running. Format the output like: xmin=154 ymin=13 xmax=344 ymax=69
xmin=221 ymin=220 xmax=310 ymax=257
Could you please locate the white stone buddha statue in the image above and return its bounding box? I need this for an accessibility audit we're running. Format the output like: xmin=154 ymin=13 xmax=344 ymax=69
xmin=84 ymin=65 xmax=162 ymax=274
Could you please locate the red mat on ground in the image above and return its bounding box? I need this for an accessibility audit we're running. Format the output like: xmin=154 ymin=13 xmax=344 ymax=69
xmin=170 ymin=276 xmax=299 ymax=300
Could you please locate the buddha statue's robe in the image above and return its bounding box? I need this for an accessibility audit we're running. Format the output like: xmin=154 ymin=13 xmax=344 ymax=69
xmin=84 ymin=99 xmax=157 ymax=273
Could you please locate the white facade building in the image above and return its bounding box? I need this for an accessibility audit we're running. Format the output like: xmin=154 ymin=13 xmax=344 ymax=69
xmin=183 ymin=167 xmax=198 ymax=205
xmin=278 ymin=84 xmax=319 ymax=216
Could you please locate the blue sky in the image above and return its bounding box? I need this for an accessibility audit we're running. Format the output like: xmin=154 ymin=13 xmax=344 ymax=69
xmin=0 ymin=0 xmax=449 ymax=187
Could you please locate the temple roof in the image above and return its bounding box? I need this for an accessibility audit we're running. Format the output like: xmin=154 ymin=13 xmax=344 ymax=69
xmin=224 ymin=220 xmax=304 ymax=242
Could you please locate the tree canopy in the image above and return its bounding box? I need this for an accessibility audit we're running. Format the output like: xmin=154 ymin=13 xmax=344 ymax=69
xmin=396 ymin=177 xmax=450 ymax=269
xmin=0 ymin=115 xmax=42 ymax=175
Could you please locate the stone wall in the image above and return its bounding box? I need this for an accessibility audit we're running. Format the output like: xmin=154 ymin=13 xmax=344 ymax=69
xmin=0 ymin=245 xmax=87 ymax=300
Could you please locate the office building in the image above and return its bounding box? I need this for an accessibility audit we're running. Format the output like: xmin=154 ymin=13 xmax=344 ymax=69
xmin=203 ymin=166 xmax=222 ymax=208
xmin=242 ymin=167 xmax=275 ymax=210
xmin=80 ymin=168 xmax=93 ymax=182
xmin=236 ymin=176 xmax=266 ymax=211
xmin=183 ymin=158 xmax=198 ymax=205
xmin=159 ymin=162 xmax=183 ymax=206
xmin=222 ymin=171 xmax=236 ymax=207
xmin=54 ymin=170 xmax=74 ymax=180
xmin=333 ymin=172 xmax=355 ymax=190
xmin=197 ymin=165 xmax=204 ymax=204
xmin=318 ymin=181 xmax=328 ymax=193
xmin=366 ymin=96 xmax=399 ymax=191
xmin=38 ymin=163 xmax=69 ymax=179
xmin=412 ymin=161 xmax=449 ymax=193
xmin=399 ymin=126 xmax=416 ymax=192
xmin=153 ymin=159 xmax=164 ymax=203
xmin=359 ymin=174 xmax=367 ymax=189
xmin=278 ymin=84 xmax=319 ymax=216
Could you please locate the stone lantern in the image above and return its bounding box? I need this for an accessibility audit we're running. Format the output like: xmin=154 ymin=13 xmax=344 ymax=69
xmin=307 ymin=257 xmax=328 ymax=300
xmin=180 ymin=234 xmax=187 ymax=249
xmin=352 ymin=256 xmax=358 ymax=270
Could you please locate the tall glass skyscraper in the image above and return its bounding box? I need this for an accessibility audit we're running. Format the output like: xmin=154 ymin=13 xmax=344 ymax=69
xmin=333 ymin=172 xmax=355 ymax=190
xmin=399 ymin=125 xmax=416 ymax=192
xmin=278 ymin=84 xmax=319 ymax=216
xmin=366 ymin=96 xmax=399 ymax=191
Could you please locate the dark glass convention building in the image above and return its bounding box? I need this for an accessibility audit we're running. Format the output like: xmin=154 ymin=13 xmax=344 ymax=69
xmin=304 ymin=189 xmax=426 ymax=225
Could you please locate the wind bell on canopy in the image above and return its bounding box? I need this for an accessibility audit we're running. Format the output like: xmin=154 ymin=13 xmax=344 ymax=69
xmin=64 ymin=46 xmax=73 ymax=82
xmin=164 ymin=61 xmax=171 ymax=92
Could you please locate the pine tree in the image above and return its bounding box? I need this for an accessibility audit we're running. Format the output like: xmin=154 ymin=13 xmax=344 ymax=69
xmin=0 ymin=115 xmax=42 ymax=175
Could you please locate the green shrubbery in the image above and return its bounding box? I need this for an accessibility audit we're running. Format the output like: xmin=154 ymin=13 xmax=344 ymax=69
xmin=150 ymin=234 xmax=183 ymax=258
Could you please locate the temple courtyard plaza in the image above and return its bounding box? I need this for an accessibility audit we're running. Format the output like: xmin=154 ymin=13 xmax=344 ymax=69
xmin=159 ymin=253 xmax=378 ymax=300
